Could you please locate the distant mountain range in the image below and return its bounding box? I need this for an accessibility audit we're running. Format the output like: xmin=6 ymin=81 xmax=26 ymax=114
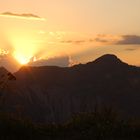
xmin=1 ymin=54 xmax=140 ymax=123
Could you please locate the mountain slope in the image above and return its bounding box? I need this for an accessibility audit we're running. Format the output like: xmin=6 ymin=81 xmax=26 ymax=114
xmin=2 ymin=54 xmax=140 ymax=123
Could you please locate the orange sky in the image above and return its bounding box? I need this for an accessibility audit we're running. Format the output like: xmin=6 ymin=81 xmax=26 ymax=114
xmin=0 ymin=0 xmax=140 ymax=72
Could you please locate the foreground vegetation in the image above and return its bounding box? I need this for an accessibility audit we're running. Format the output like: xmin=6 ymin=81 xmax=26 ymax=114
xmin=0 ymin=109 xmax=140 ymax=140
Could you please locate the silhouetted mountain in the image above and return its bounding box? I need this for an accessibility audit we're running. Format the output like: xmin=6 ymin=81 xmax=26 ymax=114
xmin=94 ymin=54 xmax=122 ymax=63
xmin=1 ymin=54 xmax=140 ymax=123
xmin=0 ymin=67 xmax=8 ymax=76
xmin=0 ymin=67 xmax=9 ymax=87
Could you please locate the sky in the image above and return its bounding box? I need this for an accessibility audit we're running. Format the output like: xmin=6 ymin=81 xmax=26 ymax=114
xmin=0 ymin=0 xmax=140 ymax=72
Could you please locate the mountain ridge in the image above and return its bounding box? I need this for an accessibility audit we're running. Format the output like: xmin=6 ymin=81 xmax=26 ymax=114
xmin=15 ymin=54 xmax=130 ymax=74
xmin=1 ymin=54 xmax=140 ymax=123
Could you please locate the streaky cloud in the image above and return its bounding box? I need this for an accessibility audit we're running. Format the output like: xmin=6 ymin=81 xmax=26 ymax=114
xmin=60 ymin=34 xmax=119 ymax=45
xmin=60 ymin=34 xmax=140 ymax=46
xmin=61 ymin=40 xmax=86 ymax=44
xmin=0 ymin=12 xmax=46 ymax=21
xmin=125 ymin=48 xmax=137 ymax=51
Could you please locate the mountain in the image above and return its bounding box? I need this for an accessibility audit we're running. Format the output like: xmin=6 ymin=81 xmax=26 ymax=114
xmin=0 ymin=67 xmax=9 ymax=76
xmin=0 ymin=67 xmax=9 ymax=88
xmin=1 ymin=54 xmax=140 ymax=123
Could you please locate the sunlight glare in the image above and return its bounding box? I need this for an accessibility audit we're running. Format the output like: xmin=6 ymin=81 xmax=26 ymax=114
xmin=13 ymin=51 xmax=30 ymax=65
xmin=11 ymin=37 xmax=38 ymax=65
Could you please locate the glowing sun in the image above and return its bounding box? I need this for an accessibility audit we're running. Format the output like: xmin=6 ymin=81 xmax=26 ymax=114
xmin=13 ymin=51 xmax=31 ymax=65
xmin=11 ymin=37 xmax=38 ymax=65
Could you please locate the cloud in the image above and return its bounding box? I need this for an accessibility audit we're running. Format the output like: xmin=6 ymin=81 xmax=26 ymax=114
xmin=61 ymin=40 xmax=86 ymax=44
xmin=60 ymin=34 xmax=140 ymax=45
xmin=94 ymin=38 xmax=108 ymax=43
xmin=0 ymin=12 xmax=45 ymax=21
xmin=116 ymin=35 xmax=140 ymax=45
xmin=60 ymin=34 xmax=119 ymax=45
xmin=29 ymin=56 xmax=70 ymax=67
xmin=125 ymin=48 xmax=137 ymax=51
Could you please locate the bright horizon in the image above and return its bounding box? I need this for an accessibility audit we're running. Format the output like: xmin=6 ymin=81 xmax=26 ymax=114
xmin=0 ymin=0 xmax=140 ymax=72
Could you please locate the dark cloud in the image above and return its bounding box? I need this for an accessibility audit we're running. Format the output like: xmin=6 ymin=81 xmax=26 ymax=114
xmin=29 ymin=56 xmax=70 ymax=67
xmin=0 ymin=12 xmax=45 ymax=20
xmin=117 ymin=35 xmax=140 ymax=45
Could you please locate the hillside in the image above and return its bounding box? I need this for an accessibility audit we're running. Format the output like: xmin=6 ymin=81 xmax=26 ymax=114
xmin=1 ymin=54 xmax=140 ymax=123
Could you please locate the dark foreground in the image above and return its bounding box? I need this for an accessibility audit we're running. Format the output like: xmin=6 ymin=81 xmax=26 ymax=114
xmin=0 ymin=109 xmax=140 ymax=140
